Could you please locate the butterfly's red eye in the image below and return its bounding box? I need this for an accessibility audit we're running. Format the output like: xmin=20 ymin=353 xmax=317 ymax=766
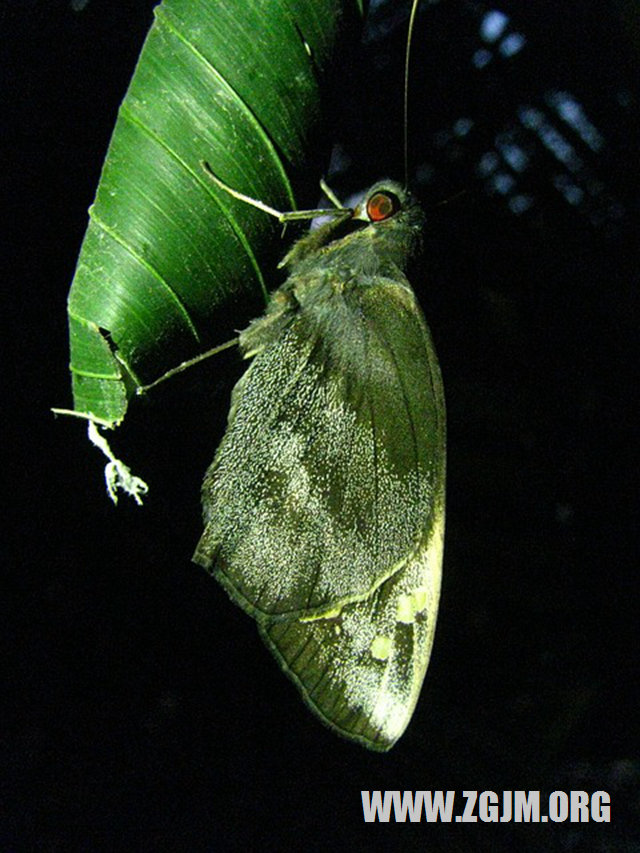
xmin=366 ymin=191 xmax=400 ymax=222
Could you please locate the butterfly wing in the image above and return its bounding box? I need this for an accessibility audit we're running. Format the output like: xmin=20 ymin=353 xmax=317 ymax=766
xmin=193 ymin=273 xmax=445 ymax=624
xmin=258 ymin=507 xmax=444 ymax=750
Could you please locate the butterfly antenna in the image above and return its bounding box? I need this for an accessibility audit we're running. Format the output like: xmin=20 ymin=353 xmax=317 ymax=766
xmin=404 ymin=0 xmax=421 ymax=188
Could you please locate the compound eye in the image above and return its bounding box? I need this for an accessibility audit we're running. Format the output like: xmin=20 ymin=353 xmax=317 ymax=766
xmin=366 ymin=190 xmax=400 ymax=222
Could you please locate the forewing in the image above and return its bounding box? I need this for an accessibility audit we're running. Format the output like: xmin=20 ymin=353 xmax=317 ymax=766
xmin=193 ymin=275 xmax=445 ymax=620
xmin=258 ymin=510 xmax=444 ymax=751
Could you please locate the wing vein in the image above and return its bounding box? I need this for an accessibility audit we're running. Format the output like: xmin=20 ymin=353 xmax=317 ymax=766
xmin=367 ymin=307 xmax=423 ymax=515
xmin=363 ymin=319 xmax=381 ymax=575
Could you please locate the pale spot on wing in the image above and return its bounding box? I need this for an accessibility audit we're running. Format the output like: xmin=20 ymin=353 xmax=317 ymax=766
xmin=370 ymin=635 xmax=392 ymax=660
xmin=300 ymin=603 xmax=344 ymax=623
xmin=397 ymin=586 xmax=430 ymax=624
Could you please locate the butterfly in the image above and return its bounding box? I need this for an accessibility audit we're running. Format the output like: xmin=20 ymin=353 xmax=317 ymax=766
xmin=193 ymin=179 xmax=446 ymax=751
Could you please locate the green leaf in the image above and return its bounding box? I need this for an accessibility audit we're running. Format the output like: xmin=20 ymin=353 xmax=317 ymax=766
xmin=66 ymin=0 xmax=364 ymax=426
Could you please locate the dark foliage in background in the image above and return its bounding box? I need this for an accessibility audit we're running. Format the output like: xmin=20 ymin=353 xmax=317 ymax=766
xmin=4 ymin=0 xmax=638 ymax=849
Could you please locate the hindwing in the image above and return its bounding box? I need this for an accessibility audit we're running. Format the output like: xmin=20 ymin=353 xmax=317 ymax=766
xmin=258 ymin=508 xmax=444 ymax=751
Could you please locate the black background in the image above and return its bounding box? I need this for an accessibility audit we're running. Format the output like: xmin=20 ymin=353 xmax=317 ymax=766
xmin=4 ymin=0 xmax=639 ymax=849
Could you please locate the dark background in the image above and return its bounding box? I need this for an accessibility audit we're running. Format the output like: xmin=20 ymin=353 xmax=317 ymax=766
xmin=4 ymin=0 xmax=639 ymax=849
